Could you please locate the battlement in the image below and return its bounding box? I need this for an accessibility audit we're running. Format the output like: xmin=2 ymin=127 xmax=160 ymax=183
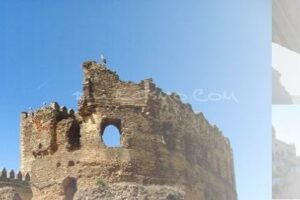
xmin=20 ymin=60 xmax=237 ymax=200
xmin=21 ymin=102 xmax=75 ymax=120
xmin=0 ymin=169 xmax=32 ymax=200
xmin=0 ymin=168 xmax=30 ymax=185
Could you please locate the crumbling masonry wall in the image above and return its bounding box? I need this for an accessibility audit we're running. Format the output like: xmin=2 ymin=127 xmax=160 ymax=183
xmin=20 ymin=61 xmax=237 ymax=200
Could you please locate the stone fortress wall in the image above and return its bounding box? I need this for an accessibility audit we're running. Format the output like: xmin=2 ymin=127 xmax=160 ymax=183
xmin=0 ymin=168 xmax=32 ymax=200
xmin=2 ymin=61 xmax=237 ymax=200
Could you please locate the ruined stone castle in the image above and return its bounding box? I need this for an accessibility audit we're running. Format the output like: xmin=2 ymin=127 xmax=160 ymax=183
xmin=0 ymin=61 xmax=237 ymax=200
xmin=273 ymin=128 xmax=300 ymax=199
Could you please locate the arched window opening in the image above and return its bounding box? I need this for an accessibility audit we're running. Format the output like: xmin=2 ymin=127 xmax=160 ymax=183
xmin=102 ymin=125 xmax=121 ymax=147
xmin=62 ymin=177 xmax=77 ymax=200
xmin=100 ymin=118 xmax=122 ymax=148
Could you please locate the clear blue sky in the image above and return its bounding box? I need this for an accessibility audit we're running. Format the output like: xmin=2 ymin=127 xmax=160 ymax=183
xmin=0 ymin=1 xmax=271 ymax=199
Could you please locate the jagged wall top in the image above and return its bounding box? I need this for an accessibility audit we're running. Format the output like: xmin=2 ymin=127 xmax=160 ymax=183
xmin=78 ymin=61 xmax=230 ymax=144
xmin=21 ymin=102 xmax=75 ymax=119
xmin=78 ymin=61 xmax=155 ymax=115
xmin=21 ymin=60 xmax=229 ymax=144
xmin=0 ymin=168 xmax=30 ymax=186
xmin=20 ymin=60 xmax=232 ymax=161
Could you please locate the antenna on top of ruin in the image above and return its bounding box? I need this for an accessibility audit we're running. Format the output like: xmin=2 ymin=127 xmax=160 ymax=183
xmin=100 ymin=54 xmax=107 ymax=65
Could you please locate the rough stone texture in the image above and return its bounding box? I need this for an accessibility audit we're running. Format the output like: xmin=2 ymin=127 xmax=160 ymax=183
xmin=0 ymin=187 xmax=22 ymax=200
xmin=17 ymin=61 xmax=237 ymax=199
xmin=74 ymin=183 xmax=184 ymax=200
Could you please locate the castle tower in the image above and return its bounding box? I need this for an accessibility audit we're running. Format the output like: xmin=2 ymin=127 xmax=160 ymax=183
xmin=20 ymin=61 xmax=237 ymax=200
